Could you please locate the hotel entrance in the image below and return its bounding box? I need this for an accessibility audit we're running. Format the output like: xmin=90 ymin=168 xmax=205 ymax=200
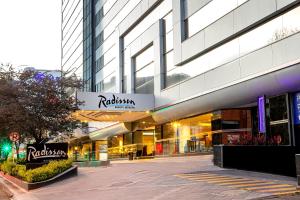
xmin=71 ymin=92 xmax=155 ymax=161
xmin=107 ymin=118 xmax=156 ymax=159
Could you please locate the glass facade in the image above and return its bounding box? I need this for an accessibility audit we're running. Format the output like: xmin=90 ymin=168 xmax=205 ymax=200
xmin=252 ymin=94 xmax=291 ymax=145
xmin=162 ymin=12 xmax=175 ymax=88
xmin=134 ymin=46 xmax=155 ymax=94
xmin=61 ymin=0 xmax=83 ymax=80
xmin=156 ymin=113 xmax=213 ymax=155
xmin=107 ymin=130 xmax=155 ymax=159
xmin=83 ymin=0 xmax=94 ymax=91
xmin=122 ymin=0 xmax=172 ymax=93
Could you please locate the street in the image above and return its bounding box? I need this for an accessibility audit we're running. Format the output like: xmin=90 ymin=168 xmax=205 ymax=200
xmin=1 ymin=155 xmax=298 ymax=200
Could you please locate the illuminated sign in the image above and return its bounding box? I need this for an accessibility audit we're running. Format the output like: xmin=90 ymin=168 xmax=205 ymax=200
xmin=258 ymin=96 xmax=266 ymax=133
xmin=77 ymin=92 xmax=154 ymax=112
xmin=26 ymin=143 xmax=68 ymax=163
xmin=98 ymin=94 xmax=135 ymax=109
xmin=293 ymin=92 xmax=300 ymax=125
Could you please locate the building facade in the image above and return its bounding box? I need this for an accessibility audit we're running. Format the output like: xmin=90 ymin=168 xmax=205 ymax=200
xmin=64 ymin=0 xmax=300 ymax=161
xmin=61 ymin=0 xmax=84 ymax=80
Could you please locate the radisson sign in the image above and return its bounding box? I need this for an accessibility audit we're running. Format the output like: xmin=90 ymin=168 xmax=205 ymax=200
xmin=76 ymin=92 xmax=154 ymax=112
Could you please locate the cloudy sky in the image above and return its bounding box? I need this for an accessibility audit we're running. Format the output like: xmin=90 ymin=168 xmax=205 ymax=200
xmin=0 ymin=0 xmax=61 ymax=70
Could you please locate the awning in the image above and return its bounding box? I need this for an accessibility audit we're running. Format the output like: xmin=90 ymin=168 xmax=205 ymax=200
xmin=89 ymin=123 xmax=132 ymax=140
xmin=152 ymin=63 xmax=300 ymax=124
xmin=74 ymin=92 xmax=154 ymax=122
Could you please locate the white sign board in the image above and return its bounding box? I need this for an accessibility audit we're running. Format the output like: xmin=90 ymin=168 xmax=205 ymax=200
xmin=76 ymin=92 xmax=154 ymax=112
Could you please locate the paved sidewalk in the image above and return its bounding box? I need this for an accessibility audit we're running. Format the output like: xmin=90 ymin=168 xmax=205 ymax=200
xmin=0 ymin=181 xmax=11 ymax=200
xmin=2 ymin=155 xmax=298 ymax=200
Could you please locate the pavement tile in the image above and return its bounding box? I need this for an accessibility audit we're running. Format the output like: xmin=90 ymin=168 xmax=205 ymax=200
xmin=1 ymin=155 xmax=298 ymax=200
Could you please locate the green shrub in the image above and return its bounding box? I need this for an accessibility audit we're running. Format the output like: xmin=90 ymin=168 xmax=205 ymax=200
xmin=0 ymin=159 xmax=73 ymax=183
xmin=24 ymin=159 xmax=73 ymax=183
xmin=0 ymin=161 xmax=16 ymax=175
xmin=12 ymin=164 xmax=26 ymax=177
xmin=16 ymin=158 xmax=26 ymax=165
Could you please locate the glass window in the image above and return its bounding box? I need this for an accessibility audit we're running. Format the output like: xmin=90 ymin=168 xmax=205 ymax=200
xmin=135 ymin=79 xmax=154 ymax=94
xmin=156 ymin=113 xmax=213 ymax=155
xmin=164 ymin=31 xmax=174 ymax=52
xmin=267 ymin=95 xmax=290 ymax=145
xmin=102 ymin=72 xmax=116 ymax=92
xmin=134 ymin=45 xmax=155 ymax=94
xmin=135 ymin=46 xmax=154 ymax=71
xmin=96 ymin=60 xmax=116 ymax=83
xmin=269 ymin=95 xmax=288 ymax=122
xmin=122 ymin=48 xmax=131 ymax=93
xmin=165 ymin=67 xmax=186 ymax=88
xmin=135 ymin=63 xmax=155 ymax=89
xmin=165 ymin=50 xmax=175 ymax=72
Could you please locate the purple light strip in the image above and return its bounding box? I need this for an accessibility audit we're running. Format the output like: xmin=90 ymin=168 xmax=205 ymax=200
xmin=258 ymin=96 xmax=266 ymax=133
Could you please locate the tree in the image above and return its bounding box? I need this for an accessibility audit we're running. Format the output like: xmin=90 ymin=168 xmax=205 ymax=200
xmin=0 ymin=64 xmax=83 ymax=145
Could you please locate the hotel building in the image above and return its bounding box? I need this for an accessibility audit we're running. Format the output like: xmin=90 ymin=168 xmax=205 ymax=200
xmin=62 ymin=0 xmax=300 ymax=167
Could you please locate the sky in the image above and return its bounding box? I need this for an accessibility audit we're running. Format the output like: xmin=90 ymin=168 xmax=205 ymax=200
xmin=0 ymin=0 xmax=61 ymax=71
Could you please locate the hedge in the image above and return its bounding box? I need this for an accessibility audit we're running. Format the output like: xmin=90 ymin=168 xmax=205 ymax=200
xmin=0 ymin=159 xmax=73 ymax=183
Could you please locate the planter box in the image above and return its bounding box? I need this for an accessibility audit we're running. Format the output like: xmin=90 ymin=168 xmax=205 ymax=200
xmin=0 ymin=165 xmax=78 ymax=190
xmin=213 ymin=145 xmax=296 ymax=177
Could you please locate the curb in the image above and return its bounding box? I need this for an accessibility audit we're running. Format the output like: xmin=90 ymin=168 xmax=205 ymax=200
xmin=252 ymin=190 xmax=300 ymax=199
xmin=0 ymin=181 xmax=14 ymax=199
xmin=0 ymin=178 xmax=14 ymax=199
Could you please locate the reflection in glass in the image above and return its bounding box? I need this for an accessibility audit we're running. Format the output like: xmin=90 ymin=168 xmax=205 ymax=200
xmin=122 ymin=48 xmax=131 ymax=93
xmin=102 ymin=72 xmax=116 ymax=92
xmin=134 ymin=45 xmax=154 ymax=94
xmin=164 ymin=31 xmax=174 ymax=52
xmin=165 ymin=67 xmax=189 ymax=88
xmin=165 ymin=50 xmax=175 ymax=72
xmin=135 ymin=79 xmax=154 ymax=94
xmin=135 ymin=46 xmax=154 ymax=71
xmin=96 ymin=59 xmax=115 ymax=83
xmin=135 ymin=63 xmax=155 ymax=89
